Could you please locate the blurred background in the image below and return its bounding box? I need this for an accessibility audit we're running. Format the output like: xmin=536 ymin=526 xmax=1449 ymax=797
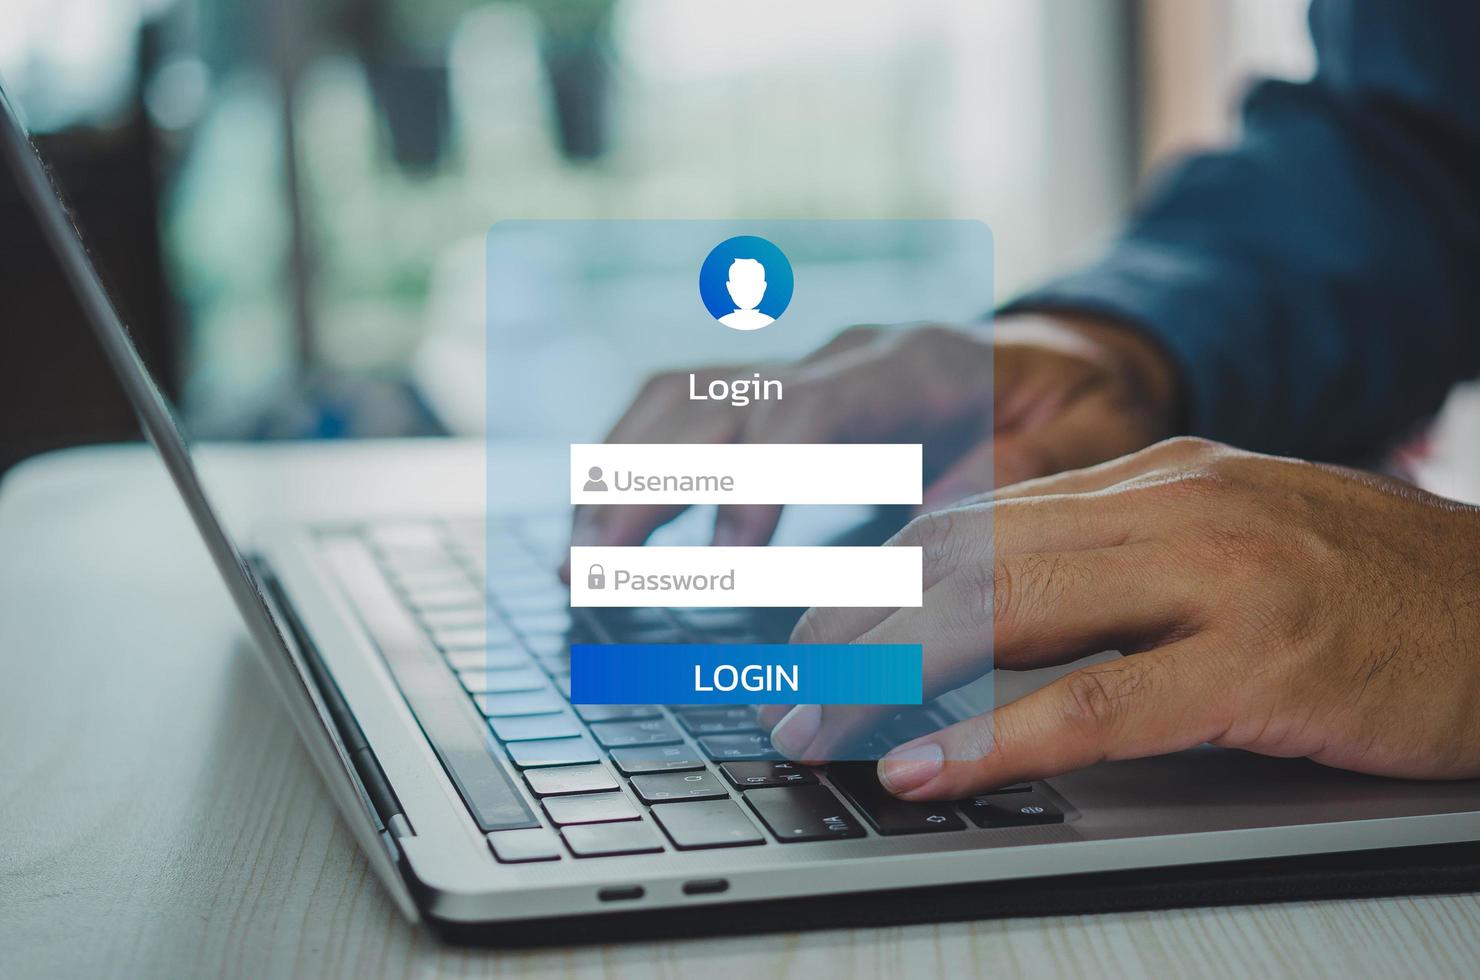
xmin=0 ymin=0 xmax=1316 ymax=474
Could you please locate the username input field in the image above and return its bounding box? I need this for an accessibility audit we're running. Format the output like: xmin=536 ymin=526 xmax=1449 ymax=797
xmin=568 ymin=546 xmax=923 ymax=608
xmin=569 ymin=443 xmax=922 ymax=505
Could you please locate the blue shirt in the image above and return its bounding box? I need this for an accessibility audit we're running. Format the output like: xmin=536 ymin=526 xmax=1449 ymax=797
xmin=1007 ymin=0 xmax=1480 ymax=460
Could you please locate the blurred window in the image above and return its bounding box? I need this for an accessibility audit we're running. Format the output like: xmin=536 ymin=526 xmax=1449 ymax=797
xmin=1140 ymin=0 xmax=1313 ymax=166
xmin=9 ymin=0 xmax=1145 ymax=434
xmin=0 ymin=0 xmax=165 ymax=131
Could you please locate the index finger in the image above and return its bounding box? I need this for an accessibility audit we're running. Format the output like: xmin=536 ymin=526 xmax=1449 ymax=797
xmin=774 ymin=542 xmax=1195 ymax=763
xmin=876 ymin=638 xmax=1236 ymax=799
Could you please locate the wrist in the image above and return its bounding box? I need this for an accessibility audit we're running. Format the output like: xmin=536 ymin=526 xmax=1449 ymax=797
xmin=1001 ymin=310 xmax=1183 ymax=436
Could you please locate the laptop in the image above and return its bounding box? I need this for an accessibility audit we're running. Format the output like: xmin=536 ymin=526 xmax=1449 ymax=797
xmin=6 ymin=82 xmax=1480 ymax=944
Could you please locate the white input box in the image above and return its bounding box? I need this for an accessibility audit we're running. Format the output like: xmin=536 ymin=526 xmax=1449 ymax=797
xmin=569 ymin=546 xmax=923 ymax=608
xmin=570 ymin=443 xmax=921 ymax=506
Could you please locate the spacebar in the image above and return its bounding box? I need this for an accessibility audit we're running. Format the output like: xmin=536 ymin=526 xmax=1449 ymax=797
xmin=321 ymin=537 xmax=538 ymax=832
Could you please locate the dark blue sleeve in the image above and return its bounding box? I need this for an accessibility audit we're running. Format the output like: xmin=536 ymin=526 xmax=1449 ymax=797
xmin=1005 ymin=0 xmax=1480 ymax=460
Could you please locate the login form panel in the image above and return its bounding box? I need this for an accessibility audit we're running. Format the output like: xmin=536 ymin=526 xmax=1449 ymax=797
xmin=485 ymin=220 xmax=996 ymax=762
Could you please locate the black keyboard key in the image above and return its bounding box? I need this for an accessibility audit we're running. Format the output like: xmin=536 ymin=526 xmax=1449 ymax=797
xmin=513 ymin=611 xmax=574 ymax=634
xmin=524 ymin=763 xmax=618 ymax=796
xmin=420 ymin=607 xmax=490 ymax=631
xmin=544 ymin=792 xmax=640 ymax=825
xmin=404 ymin=586 xmax=484 ymax=612
xmin=977 ymin=783 xmax=1032 ymax=794
xmin=630 ymin=770 xmax=728 ymax=804
xmin=720 ymin=761 xmax=817 ymax=789
xmin=573 ymin=704 xmax=661 ymax=723
xmin=675 ymin=608 xmax=753 ymax=631
xmin=699 ymin=733 xmax=777 ymax=761
xmin=590 ymin=606 xmax=666 ymax=631
xmin=523 ymin=634 xmax=569 ymax=658
xmin=487 ymin=828 xmax=561 ymax=863
xmin=962 ymin=792 xmax=1065 ymax=827
xmin=620 ymin=625 xmax=689 ymax=644
xmin=677 ymin=707 xmax=760 ymax=735
xmin=486 ymin=567 xmax=559 ymax=593
xmin=827 ymin=762 xmax=965 ymax=835
xmin=652 ymin=800 xmax=764 ymax=850
xmin=673 ymin=705 xmax=751 ymax=718
xmin=458 ymin=667 xmax=547 ymax=695
xmin=476 ymin=689 xmax=564 ymax=717
xmin=374 ymin=536 xmax=453 ymax=563
xmin=392 ymin=569 xmax=471 ymax=594
xmin=489 ymin=711 xmax=583 ymax=742
xmin=562 ymin=821 xmax=664 ymax=857
xmin=745 ymin=785 xmax=865 ymax=842
xmin=505 ymin=737 xmax=601 ymax=769
xmin=367 ymin=522 xmax=446 ymax=548
xmin=445 ymin=647 xmax=531 ymax=671
xmin=433 ymin=625 xmax=515 ymax=651
xmin=590 ymin=718 xmax=683 ymax=748
xmin=610 ymin=744 xmax=706 ymax=775
xmin=685 ymin=630 xmax=759 ymax=647
xmin=536 ymin=650 xmax=572 ymax=673
xmin=496 ymin=591 xmax=569 ymax=614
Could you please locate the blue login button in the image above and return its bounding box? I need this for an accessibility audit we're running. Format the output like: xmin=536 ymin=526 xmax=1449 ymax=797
xmin=570 ymin=644 xmax=923 ymax=705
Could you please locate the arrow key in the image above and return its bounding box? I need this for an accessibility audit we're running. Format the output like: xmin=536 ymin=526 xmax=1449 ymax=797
xmin=827 ymin=762 xmax=965 ymax=835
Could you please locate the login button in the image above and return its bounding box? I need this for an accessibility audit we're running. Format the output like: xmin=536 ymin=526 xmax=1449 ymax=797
xmin=570 ymin=643 xmax=923 ymax=706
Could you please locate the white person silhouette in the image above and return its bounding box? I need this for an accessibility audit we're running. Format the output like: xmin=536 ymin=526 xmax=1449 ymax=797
xmin=718 ymin=258 xmax=775 ymax=330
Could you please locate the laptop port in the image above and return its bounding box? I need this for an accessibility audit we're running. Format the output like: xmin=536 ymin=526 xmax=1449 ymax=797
xmin=597 ymin=886 xmax=645 ymax=902
xmin=682 ymin=879 xmax=729 ymax=896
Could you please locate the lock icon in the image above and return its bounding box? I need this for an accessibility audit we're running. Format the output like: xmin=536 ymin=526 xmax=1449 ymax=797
xmin=588 ymin=564 xmax=605 ymax=590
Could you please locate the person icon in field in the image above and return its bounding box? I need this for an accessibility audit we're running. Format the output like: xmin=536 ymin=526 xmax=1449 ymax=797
xmin=583 ymin=466 xmax=608 ymax=492
xmin=718 ymin=258 xmax=776 ymax=331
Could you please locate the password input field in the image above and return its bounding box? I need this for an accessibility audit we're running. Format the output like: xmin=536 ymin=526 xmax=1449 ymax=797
xmin=568 ymin=546 xmax=923 ymax=608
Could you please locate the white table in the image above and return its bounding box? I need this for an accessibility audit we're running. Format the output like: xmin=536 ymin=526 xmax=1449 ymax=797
xmin=3 ymin=439 xmax=1478 ymax=979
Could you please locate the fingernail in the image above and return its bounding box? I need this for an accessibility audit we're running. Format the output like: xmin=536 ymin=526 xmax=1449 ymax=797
xmin=878 ymin=741 xmax=944 ymax=795
xmin=770 ymin=705 xmax=822 ymax=758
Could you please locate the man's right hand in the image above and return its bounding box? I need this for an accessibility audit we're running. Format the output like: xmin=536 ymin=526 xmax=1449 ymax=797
xmin=564 ymin=312 xmax=1181 ymax=566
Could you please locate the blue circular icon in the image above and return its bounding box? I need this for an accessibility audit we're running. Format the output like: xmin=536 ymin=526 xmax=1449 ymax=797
xmin=698 ymin=236 xmax=793 ymax=330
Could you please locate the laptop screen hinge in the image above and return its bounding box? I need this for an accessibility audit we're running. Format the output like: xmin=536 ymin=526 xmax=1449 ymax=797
xmin=258 ymin=561 xmax=415 ymax=839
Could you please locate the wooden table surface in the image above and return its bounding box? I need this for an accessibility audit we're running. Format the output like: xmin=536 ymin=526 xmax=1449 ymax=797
xmin=3 ymin=440 xmax=1478 ymax=980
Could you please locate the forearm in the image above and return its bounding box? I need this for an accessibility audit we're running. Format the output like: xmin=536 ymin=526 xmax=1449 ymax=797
xmin=1007 ymin=0 xmax=1480 ymax=460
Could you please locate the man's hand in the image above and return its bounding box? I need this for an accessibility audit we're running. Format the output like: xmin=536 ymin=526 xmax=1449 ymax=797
xmin=565 ymin=313 xmax=1178 ymax=564
xmin=769 ymin=438 xmax=1480 ymax=798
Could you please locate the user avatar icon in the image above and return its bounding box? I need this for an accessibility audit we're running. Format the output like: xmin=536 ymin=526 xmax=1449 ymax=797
xmin=718 ymin=259 xmax=775 ymax=331
xmin=699 ymin=235 xmax=793 ymax=331
xmin=584 ymin=466 xmax=608 ymax=492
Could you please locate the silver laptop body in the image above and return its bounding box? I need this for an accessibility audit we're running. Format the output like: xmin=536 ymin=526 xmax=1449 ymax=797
xmin=6 ymin=82 xmax=1478 ymax=938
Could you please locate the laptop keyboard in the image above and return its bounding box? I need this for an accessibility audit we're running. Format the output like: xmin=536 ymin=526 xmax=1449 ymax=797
xmin=343 ymin=517 xmax=1066 ymax=864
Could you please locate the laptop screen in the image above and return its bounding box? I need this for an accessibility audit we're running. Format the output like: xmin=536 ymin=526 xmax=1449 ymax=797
xmin=0 ymin=81 xmax=284 ymax=659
